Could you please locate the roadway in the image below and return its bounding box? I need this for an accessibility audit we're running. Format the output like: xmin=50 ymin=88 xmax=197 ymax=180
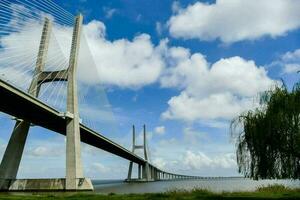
xmin=0 ymin=79 xmax=146 ymax=165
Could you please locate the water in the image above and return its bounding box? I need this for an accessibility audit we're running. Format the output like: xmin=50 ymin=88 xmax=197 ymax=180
xmin=92 ymin=178 xmax=300 ymax=194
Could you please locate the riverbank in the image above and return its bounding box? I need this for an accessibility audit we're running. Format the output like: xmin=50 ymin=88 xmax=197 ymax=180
xmin=0 ymin=184 xmax=299 ymax=199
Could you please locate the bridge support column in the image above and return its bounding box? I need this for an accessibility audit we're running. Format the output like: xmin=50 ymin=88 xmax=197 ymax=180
xmin=152 ymin=167 xmax=155 ymax=180
xmin=65 ymin=14 xmax=92 ymax=191
xmin=0 ymin=18 xmax=52 ymax=190
xmin=142 ymin=125 xmax=151 ymax=181
xmin=0 ymin=121 xmax=30 ymax=182
xmin=138 ymin=164 xmax=141 ymax=179
xmin=127 ymin=162 xmax=133 ymax=181
xmin=142 ymin=163 xmax=151 ymax=181
xmin=150 ymin=167 xmax=153 ymax=180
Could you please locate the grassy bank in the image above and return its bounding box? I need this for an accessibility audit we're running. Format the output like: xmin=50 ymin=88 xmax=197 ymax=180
xmin=0 ymin=184 xmax=299 ymax=199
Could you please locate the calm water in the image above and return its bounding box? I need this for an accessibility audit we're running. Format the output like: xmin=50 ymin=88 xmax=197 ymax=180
xmin=92 ymin=178 xmax=300 ymax=194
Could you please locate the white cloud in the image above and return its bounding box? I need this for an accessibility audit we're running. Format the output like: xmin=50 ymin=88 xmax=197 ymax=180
xmin=154 ymin=126 xmax=165 ymax=135
xmin=266 ymin=48 xmax=300 ymax=74
xmin=28 ymin=146 xmax=62 ymax=157
xmin=153 ymin=157 xmax=167 ymax=169
xmin=282 ymin=49 xmax=300 ymax=62
xmin=92 ymin=162 xmax=109 ymax=173
xmin=283 ymin=64 xmax=300 ymax=74
xmin=136 ymin=14 xmax=142 ymax=22
xmin=171 ymin=1 xmax=181 ymax=13
xmin=155 ymin=22 xmax=163 ymax=35
xmin=149 ymin=133 xmax=239 ymax=176
xmin=161 ymin=48 xmax=274 ymax=122
xmin=183 ymin=150 xmax=236 ymax=170
xmin=183 ymin=127 xmax=208 ymax=145
xmin=276 ymin=49 xmax=300 ymax=74
xmin=103 ymin=7 xmax=118 ymax=19
xmin=162 ymin=92 xmax=256 ymax=121
xmin=81 ymin=21 xmax=166 ymax=88
xmin=168 ymin=0 xmax=300 ymax=43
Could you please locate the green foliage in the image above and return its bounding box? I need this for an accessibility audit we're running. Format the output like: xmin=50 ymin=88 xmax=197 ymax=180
xmin=256 ymin=184 xmax=290 ymax=193
xmin=231 ymin=82 xmax=300 ymax=179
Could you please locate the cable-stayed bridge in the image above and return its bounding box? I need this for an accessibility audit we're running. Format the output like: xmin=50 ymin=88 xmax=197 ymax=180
xmin=0 ymin=0 xmax=200 ymax=191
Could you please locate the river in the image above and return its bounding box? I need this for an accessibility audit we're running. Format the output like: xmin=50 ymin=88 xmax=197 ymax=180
xmin=92 ymin=178 xmax=300 ymax=194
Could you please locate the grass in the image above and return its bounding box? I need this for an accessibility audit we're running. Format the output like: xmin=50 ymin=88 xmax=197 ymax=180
xmin=0 ymin=184 xmax=299 ymax=199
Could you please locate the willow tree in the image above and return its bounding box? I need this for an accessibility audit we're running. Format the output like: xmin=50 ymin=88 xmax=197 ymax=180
xmin=231 ymin=82 xmax=300 ymax=179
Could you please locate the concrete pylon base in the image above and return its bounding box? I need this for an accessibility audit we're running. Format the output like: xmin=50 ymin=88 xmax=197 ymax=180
xmin=0 ymin=178 xmax=94 ymax=191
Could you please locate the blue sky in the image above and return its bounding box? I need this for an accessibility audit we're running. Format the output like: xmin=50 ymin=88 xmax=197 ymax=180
xmin=1 ymin=0 xmax=300 ymax=179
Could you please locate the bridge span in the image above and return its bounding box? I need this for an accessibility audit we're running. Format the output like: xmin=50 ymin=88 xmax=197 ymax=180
xmin=0 ymin=3 xmax=200 ymax=190
xmin=0 ymin=64 xmax=198 ymax=191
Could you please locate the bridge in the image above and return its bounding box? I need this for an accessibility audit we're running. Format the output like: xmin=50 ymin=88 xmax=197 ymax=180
xmin=0 ymin=0 xmax=200 ymax=191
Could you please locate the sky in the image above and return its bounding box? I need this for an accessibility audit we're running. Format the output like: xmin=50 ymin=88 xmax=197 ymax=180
xmin=1 ymin=0 xmax=300 ymax=179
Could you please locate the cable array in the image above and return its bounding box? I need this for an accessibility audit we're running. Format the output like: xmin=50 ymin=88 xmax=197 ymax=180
xmin=76 ymin=31 xmax=120 ymax=135
xmin=0 ymin=0 xmax=119 ymax=134
xmin=0 ymin=0 xmax=74 ymax=112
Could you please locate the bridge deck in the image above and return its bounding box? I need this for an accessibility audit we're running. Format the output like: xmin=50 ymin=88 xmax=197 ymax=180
xmin=0 ymin=79 xmax=145 ymax=165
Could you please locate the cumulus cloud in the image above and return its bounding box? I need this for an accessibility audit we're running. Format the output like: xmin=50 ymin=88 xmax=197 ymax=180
xmin=92 ymin=162 xmax=109 ymax=173
xmin=183 ymin=150 xmax=236 ymax=170
xmin=168 ymin=0 xmax=300 ymax=43
xmin=161 ymin=47 xmax=274 ymax=122
xmin=171 ymin=1 xmax=181 ymax=13
xmin=273 ymin=49 xmax=300 ymax=74
xmin=155 ymin=22 xmax=163 ymax=35
xmin=150 ymin=134 xmax=238 ymax=175
xmin=103 ymin=7 xmax=118 ymax=19
xmin=154 ymin=126 xmax=165 ymax=135
xmin=153 ymin=157 xmax=167 ymax=169
xmin=81 ymin=21 xmax=166 ymax=88
xmin=183 ymin=127 xmax=208 ymax=145
xmin=162 ymin=92 xmax=256 ymax=122
xmin=28 ymin=146 xmax=63 ymax=157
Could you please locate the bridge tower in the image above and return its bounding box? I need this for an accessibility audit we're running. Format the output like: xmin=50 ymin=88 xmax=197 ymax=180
xmin=126 ymin=125 xmax=151 ymax=181
xmin=0 ymin=14 xmax=93 ymax=191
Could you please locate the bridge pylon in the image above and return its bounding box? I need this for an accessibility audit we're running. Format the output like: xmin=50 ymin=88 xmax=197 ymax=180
xmin=126 ymin=125 xmax=152 ymax=182
xmin=0 ymin=14 xmax=93 ymax=191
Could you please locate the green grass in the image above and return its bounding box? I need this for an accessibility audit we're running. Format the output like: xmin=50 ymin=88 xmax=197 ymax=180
xmin=0 ymin=184 xmax=299 ymax=200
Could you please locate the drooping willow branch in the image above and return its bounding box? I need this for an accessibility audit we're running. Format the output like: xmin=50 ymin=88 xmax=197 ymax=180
xmin=231 ymin=82 xmax=300 ymax=180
